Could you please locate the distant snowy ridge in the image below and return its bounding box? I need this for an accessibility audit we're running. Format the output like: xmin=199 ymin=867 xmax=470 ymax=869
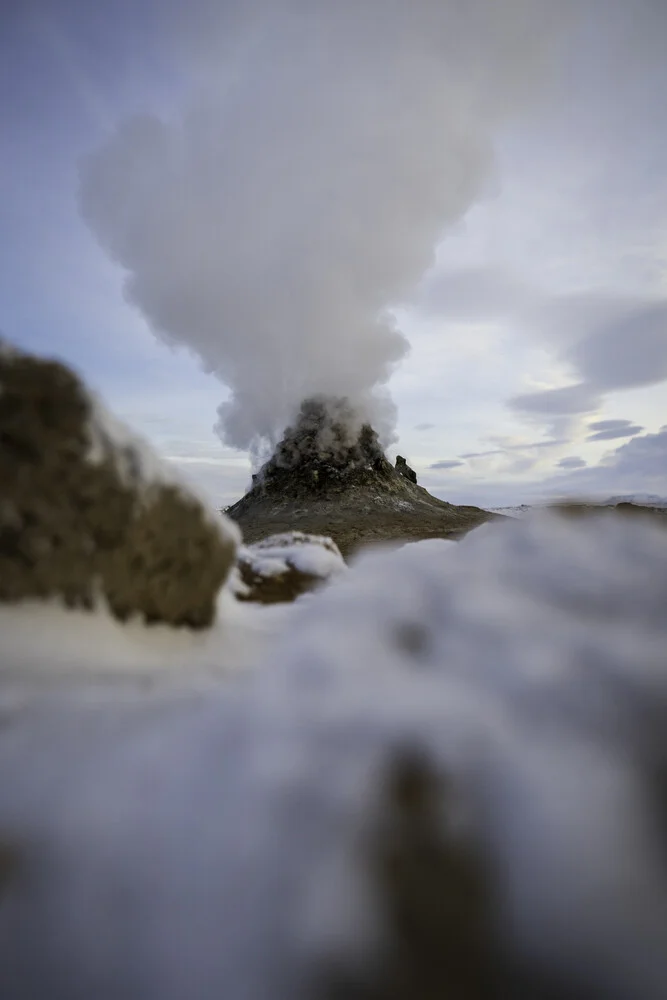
xmin=485 ymin=504 xmax=533 ymax=518
xmin=601 ymin=493 xmax=667 ymax=507
xmin=487 ymin=495 xmax=667 ymax=517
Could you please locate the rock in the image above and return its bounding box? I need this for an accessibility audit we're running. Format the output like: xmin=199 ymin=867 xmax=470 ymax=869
xmin=0 ymin=342 xmax=238 ymax=628
xmin=395 ymin=455 xmax=417 ymax=484
xmin=319 ymin=747 xmax=499 ymax=1000
xmin=226 ymin=400 xmax=495 ymax=557
xmin=234 ymin=531 xmax=345 ymax=604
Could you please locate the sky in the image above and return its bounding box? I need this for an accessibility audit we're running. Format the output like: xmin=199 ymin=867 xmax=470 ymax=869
xmin=2 ymin=0 xmax=666 ymax=509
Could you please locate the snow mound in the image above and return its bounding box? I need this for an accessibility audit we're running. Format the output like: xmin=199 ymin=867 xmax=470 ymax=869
xmin=235 ymin=531 xmax=346 ymax=603
xmin=242 ymin=531 xmax=345 ymax=580
xmin=0 ymin=514 xmax=666 ymax=999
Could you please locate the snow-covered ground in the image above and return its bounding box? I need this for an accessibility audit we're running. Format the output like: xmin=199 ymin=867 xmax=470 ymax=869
xmin=485 ymin=504 xmax=533 ymax=518
xmin=601 ymin=493 xmax=667 ymax=507
xmin=0 ymin=514 xmax=666 ymax=999
xmin=0 ymin=590 xmax=288 ymax=683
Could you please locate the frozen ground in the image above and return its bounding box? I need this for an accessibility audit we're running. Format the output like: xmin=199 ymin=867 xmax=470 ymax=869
xmin=0 ymin=514 xmax=666 ymax=999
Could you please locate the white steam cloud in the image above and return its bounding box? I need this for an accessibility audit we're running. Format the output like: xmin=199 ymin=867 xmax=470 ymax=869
xmin=80 ymin=0 xmax=566 ymax=458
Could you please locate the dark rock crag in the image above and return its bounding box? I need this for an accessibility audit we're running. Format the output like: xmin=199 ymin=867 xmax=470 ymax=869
xmin=395 ymin=455 xmax=417 ymax=484
xmin=226 ymin=397 xmax=495 ymax=558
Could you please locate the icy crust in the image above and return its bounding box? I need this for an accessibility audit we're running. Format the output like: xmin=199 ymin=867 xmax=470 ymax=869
xmin=234 ymin=532 xmax=346 ymax=604
xmin=0 ymin=515 xmax=666 ymax=998
xmin=241 ymin=532 xmax=346 ymax=581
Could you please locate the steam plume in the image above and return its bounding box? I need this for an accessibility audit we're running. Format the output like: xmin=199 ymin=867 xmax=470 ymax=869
xmin=80 ymin=0 xmax=565 ymax=459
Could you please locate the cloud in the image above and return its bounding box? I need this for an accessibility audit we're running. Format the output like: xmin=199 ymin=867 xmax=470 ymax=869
xmin=459 ymin=449 xmax=505 ymax=459
xmin=417 ymin=266 xmax=534 ymax=321
xmin=426 ymin=428 xmax=667 ymax=507
xmin=169 ymin=458 xmax=251 ymax=509
xmin=446 ymin=436 xmax=571 ymax=479
xmin=414 ymin=422 xmax=435 ymax=431
xmin=418 ymin=270 xmax=667 ymax=434
xmin=541 ymin=426 xmax=667 ymax=498
xmin=588 ymin=419 xmax=641 ymax=433
xmin=601 ymin=426 xmax=667 ymax=480
xmin=429 ymin=459 xmax=464 ymax=470
xmin=572 ymin=302 xmax=667 ymax=392
xmin=80 ymin=0 xmax=568 ymax=459
xmin=586 ymin=419 xmax=644 ymax=442
xmin=587 ymin=428 xmax=644 ymax=442
xmin=507 ymin=296 xmax=667 ymax=427
xmin=460 ymin=438 xmax=566 ymax=459
xmin=509 ymin=383 xmax=600 ymax=416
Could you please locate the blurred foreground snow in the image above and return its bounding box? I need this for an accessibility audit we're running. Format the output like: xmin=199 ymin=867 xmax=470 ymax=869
xmin=0 ymin=514 xmax=666 ymax=999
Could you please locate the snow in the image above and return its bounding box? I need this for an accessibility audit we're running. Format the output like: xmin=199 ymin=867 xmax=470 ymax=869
xmin=391 ymin=498 xmax=415 ymax=510
xmin=86 ymin=394 xmax=242 ymax=545
xmin=0 ymin=589 xmax=288 ymax=683
xmin=487 ymin=496 xmax=667 ymax=516
xmin=601 ymin=493 xmax=667 ymax=507
xmin=485 ymin=504 xmax=533 ymax=518
xmin=240 ymin=531 xmax=346 ymax=582
xmin=0 ymin=513 xmax=666 ymax=998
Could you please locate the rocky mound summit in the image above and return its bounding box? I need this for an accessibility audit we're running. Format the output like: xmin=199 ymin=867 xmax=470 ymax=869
xmin=226 ymin=397 xmax=495 ymax=557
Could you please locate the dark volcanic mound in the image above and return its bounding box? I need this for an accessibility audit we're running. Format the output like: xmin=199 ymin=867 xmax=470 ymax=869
xmin=225 ymin=398 xmax=495 ymax=558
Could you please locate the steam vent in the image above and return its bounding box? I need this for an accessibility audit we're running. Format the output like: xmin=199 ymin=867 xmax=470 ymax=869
xmin=226 ymin=398 xmax=495 ymax=558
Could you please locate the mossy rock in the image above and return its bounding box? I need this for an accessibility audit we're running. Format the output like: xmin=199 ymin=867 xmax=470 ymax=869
xmin=0 ymin=343 xmax=238 ymax=628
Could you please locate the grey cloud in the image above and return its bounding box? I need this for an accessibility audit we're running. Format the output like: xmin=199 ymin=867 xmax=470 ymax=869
xmin=414 ymin=422 xmax=435 ymax=431
xmin=586 ymin=419 xmax=644 ymax=442
xmin=588 ymin=419 xmax=640 ymax=433
xmin=587 ymin=427 xmax=643 ymax=442
xmin=603 ymin=426 xmax=667 ymax=479
xmin=429 ymin=459 xmax=464 ymax=470
xmin=453 ymin=437 xmax=570 ymax=478
xmin=509 ymin=297 xmax=667 ymax=423
xmin=461 ymin=438 xmax=566 ymax=459
xmin=509 ymin=384 xmax=600 ymax=416
xmin=422 ymin=429 xmax=667 ymax=508
xmin=170 ymin=458 xmax=252 ymax=508
xmin=419 ymin=278 xmax=667 ymax=424
xmin=417 ymin=266 xmax=533 ymax=322
xmin=572 ymin=302 xmax=667 ymax=392
xmin=557 ymin=456 xmax=586 ymax=469
xmin=437 ymin=428 xmax=667 ymax=507
xmin=540 ymin=426 xmax=667 ymax=498
xmin=507 ymin=456 xmax=539 ymax=475
xmin=468 ymin=287 xmax=667 ymax=425
xmin=459 ymin=449 xmax=506 ymax=459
